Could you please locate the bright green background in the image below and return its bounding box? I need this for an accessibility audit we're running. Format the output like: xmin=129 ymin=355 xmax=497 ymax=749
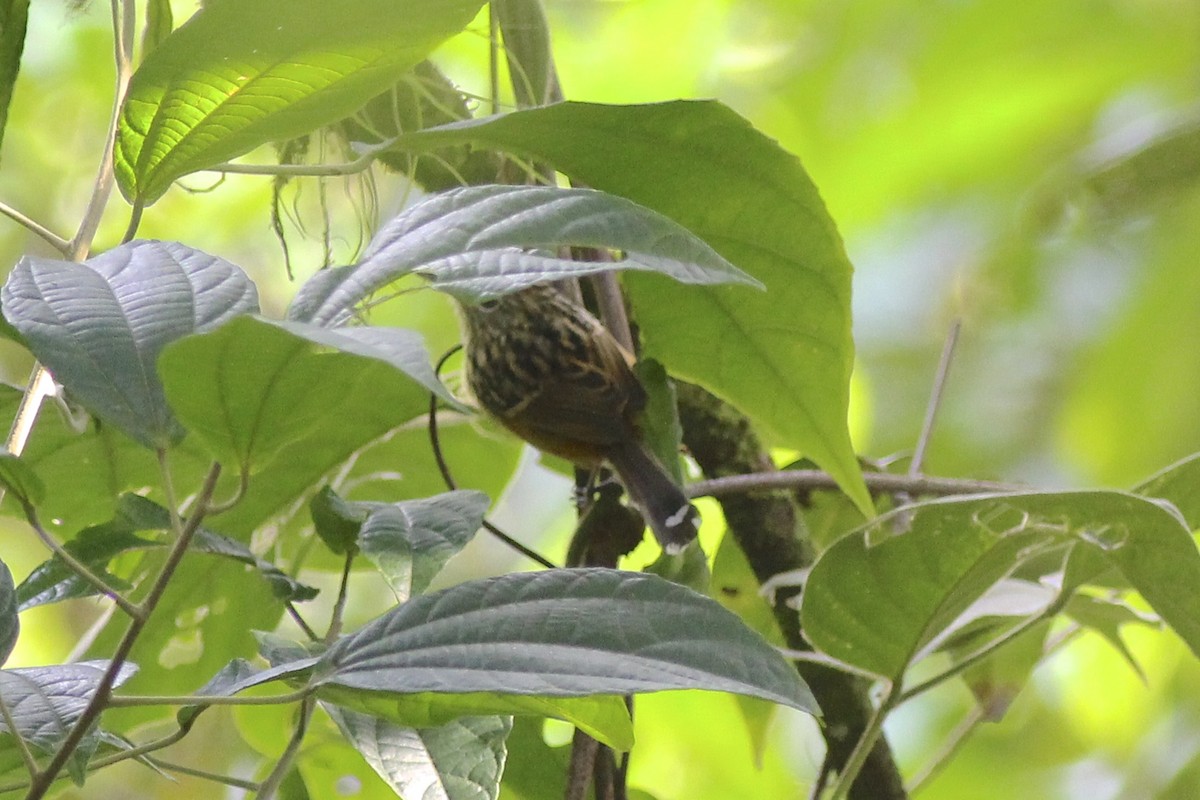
xmin=1 ymin=1 xmax=1199 ymax=798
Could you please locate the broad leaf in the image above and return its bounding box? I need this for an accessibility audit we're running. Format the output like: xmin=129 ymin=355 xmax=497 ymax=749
xmin=802 ymin=491 xmax=1200 ymax=680
xmin=327 ymin=708 xmax=510 ymax=800
xmin=289 ymin=185 xmax=760 ymax=326
xmin=15 ymin=494 xmax=316 ymax=609
xmin=0 ymin=0 xmax=28 ymax=160
xmin=115 ymin=0 xmax=487 ymax=204
xmin=0 ymin=451 xmax=44 ymax=509
xmin=159 ymin=316 xmax=442 ymax=472
xmin=0 ymin=241 xmax=259 ymax=449
xmin=317 ymin=568 xmax=817 ymax=712
xmin=359 ymin=491 xmax=490 ymax=601
xmin=310 ymin=485 xmax=368 ymax=556
xmin=1136 ymin=451 xmax=1200 ymax=529
xmin=0 ymin=661 xmax=136 ymax=751
xmin=376 ymin=100 xmax=871 ymax=514
xmin=0 ymin=562 xmax=16 ymax=666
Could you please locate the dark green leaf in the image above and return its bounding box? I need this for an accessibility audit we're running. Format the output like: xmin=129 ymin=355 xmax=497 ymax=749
xmin=0 ymin=450 xmax=44 ymax=509
xmin=139 ymin=0 xmax=173 ymax=60
xmin=1136 ymin=451 xmax=1200 ymax=529
xmin=359 ymin=491 xmax=489 ymax=601
xmin=375 ymin=101 xmax=870 ymax=514
xmin=0 ymin=661 xmax=136 ymax=751
xmin=0 ymin=241 xmax=259 ymax=449
xmin=15 ymin=524 xmax=146 ymax=611
xmin=326 ymin=708 xmax=510 ymax=800
xmin=159 ymin=316 xmax=440 ymax=472
xmin=15 ymin=494 xmax=316 ymax=609
xmin=632 ymin=359 xmax=686 ymax=485
xmin=115 ymin=0 xmax=487 ymax=204
xmin=291 ymin=185 xmax=759 ymax=326
xmin=317 ymin=568 xmax=816 ymax=712
xmin=0 ymin=0 xmax=28 ymax=160
xmin=0 ymin=562 xmax=16 ymax=666
xmin=310 ymin=486 xmax=367 ymax=556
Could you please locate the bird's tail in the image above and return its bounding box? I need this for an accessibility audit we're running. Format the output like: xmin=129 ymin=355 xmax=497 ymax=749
xmin=607 ymin=439 xmax=700 ymax=553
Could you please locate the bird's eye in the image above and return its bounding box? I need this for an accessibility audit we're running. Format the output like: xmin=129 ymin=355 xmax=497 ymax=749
xmin=478 ymin=298 xmax=500 ymax=311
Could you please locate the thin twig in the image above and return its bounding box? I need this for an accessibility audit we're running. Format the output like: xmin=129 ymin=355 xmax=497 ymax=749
xmin=428 ymin=345 xmax=557 ymax=569
xmin=826 ymin=683 xmax=897 ymax=800
xmin=0 ymin=692 xmax=39 ymax=778
xmin=105 ymin=688 xmax=313 ymax=709
xmin=285 ymin=602 xmax=320 ymax=642
xmin=21 ymin=504 xmax=141 ymax=619
xmin=254 ymin=697 xmax=316 ymax=800
xmin=689 ymin=469 xmax=1022 ymax=500
xmin=910 ymin=318 xmax=962 ymax=476
xmin=142 ymin=756 xmax=260 ymax=792
xmin=23 ymin=462 xmax=224 ymax=800
xmin=325 ymin=552 xmax=355 ymax=644
xmin=906 ymin=704 xmax=986 ymax=794
xmin=208 ymin=135 xmax=402 ymax=178
xmin=69 ymin=0 xmax=136 ymax=260
xmin=0 ymin=201 xmax=70 ymax=254
xmin=896 ymin=595 xmax=1066 ymax=707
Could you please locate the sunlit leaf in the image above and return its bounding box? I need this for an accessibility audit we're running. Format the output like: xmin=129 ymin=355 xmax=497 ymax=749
xmin=802 ymin=490 xmax=1198 ymax=679
xmin=159 ymin=316 xmax=441 ymax=472
xmin=115 ymin=0 xmax=487 ymax=204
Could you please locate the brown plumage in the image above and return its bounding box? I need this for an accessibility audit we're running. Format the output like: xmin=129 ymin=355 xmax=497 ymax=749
xmin=459 ymin=283 xmax=700 ymax=552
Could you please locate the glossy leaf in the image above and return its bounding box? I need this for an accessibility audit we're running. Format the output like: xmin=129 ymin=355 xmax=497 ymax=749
xmin=368 ymin=101 xmax=871 ymax=514
xmin=317 ymin=568 xmax=817 ymax=712
xmin=0 ymin=241 xmax=259 ymax=449
xmin=0 ymin=661 xmax=136 ymax=750
xmin=290 ymin=185 xmax=760 ymax=326
xmin=115 ymin=0 xmax=486 ymax=203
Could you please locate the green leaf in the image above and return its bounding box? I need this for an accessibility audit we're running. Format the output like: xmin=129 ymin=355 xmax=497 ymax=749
xmin=318 ymin=688 xmax=632 ymax=752
xmin=159 ymin=316 xmax=442 ymax=472
xmin=376 ymin=101 xmax=870 ymax=514
xmin=1136 ymin=451 xmax=1200 ymax=529
xmin=359 ymin=491 xmax=490 ymax=601
xmin=0 ymin=561 xmax=16 ymax=666
xmin=0 ymin=241 xmax=259 ymax=449
xmin=317 ymin=569 xmax=817 ymax=713
xmin=1064 ymin=593 xmax=1161 ymax=680
xmin=0 ymin=661 xmax=136 ymax=751
xmin=802 ymin=490 xmax=1200 ymax=679
xmin=0 ymin=0 xmax=27 ymax=161
xmin=139 ymin=0 xmax=173 ymax=60
xmin=309 ymin=486 xmax=368 ymax=556
xmin=115 ymin=0 xmax=487 ymax=204
xmin=290 ymin=185 xmax=760 ymax=326
xmin=0 ymin=451 xmax=44 ymax=509
xmin=326 ymin=708 xmax=510 ymax=800
xmin=633 ymin=359 xmax=686 ymax=485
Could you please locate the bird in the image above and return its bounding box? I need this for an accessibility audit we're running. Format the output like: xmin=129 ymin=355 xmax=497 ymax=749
xmin=458 ymin=282 xmax=700 ymax=553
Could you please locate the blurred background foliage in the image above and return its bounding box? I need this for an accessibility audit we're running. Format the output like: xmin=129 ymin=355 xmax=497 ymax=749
xmin=1 ymin=0 xmax=1199 ymax=798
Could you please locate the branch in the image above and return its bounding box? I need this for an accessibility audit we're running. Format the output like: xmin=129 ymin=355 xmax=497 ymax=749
xmin=23 ymin=462 xmax=224 ymax=799
xmin=675 ymin=381 xmax=908 ymax=800
xmin=689 ymin=469 xmax=1022 ymax=500
xmin=0 ymin=201 xmax=70 ymax=254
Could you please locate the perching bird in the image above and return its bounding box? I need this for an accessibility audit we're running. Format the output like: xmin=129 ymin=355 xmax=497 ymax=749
xmin=459 ymin=282 xmax=700 ymax=552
